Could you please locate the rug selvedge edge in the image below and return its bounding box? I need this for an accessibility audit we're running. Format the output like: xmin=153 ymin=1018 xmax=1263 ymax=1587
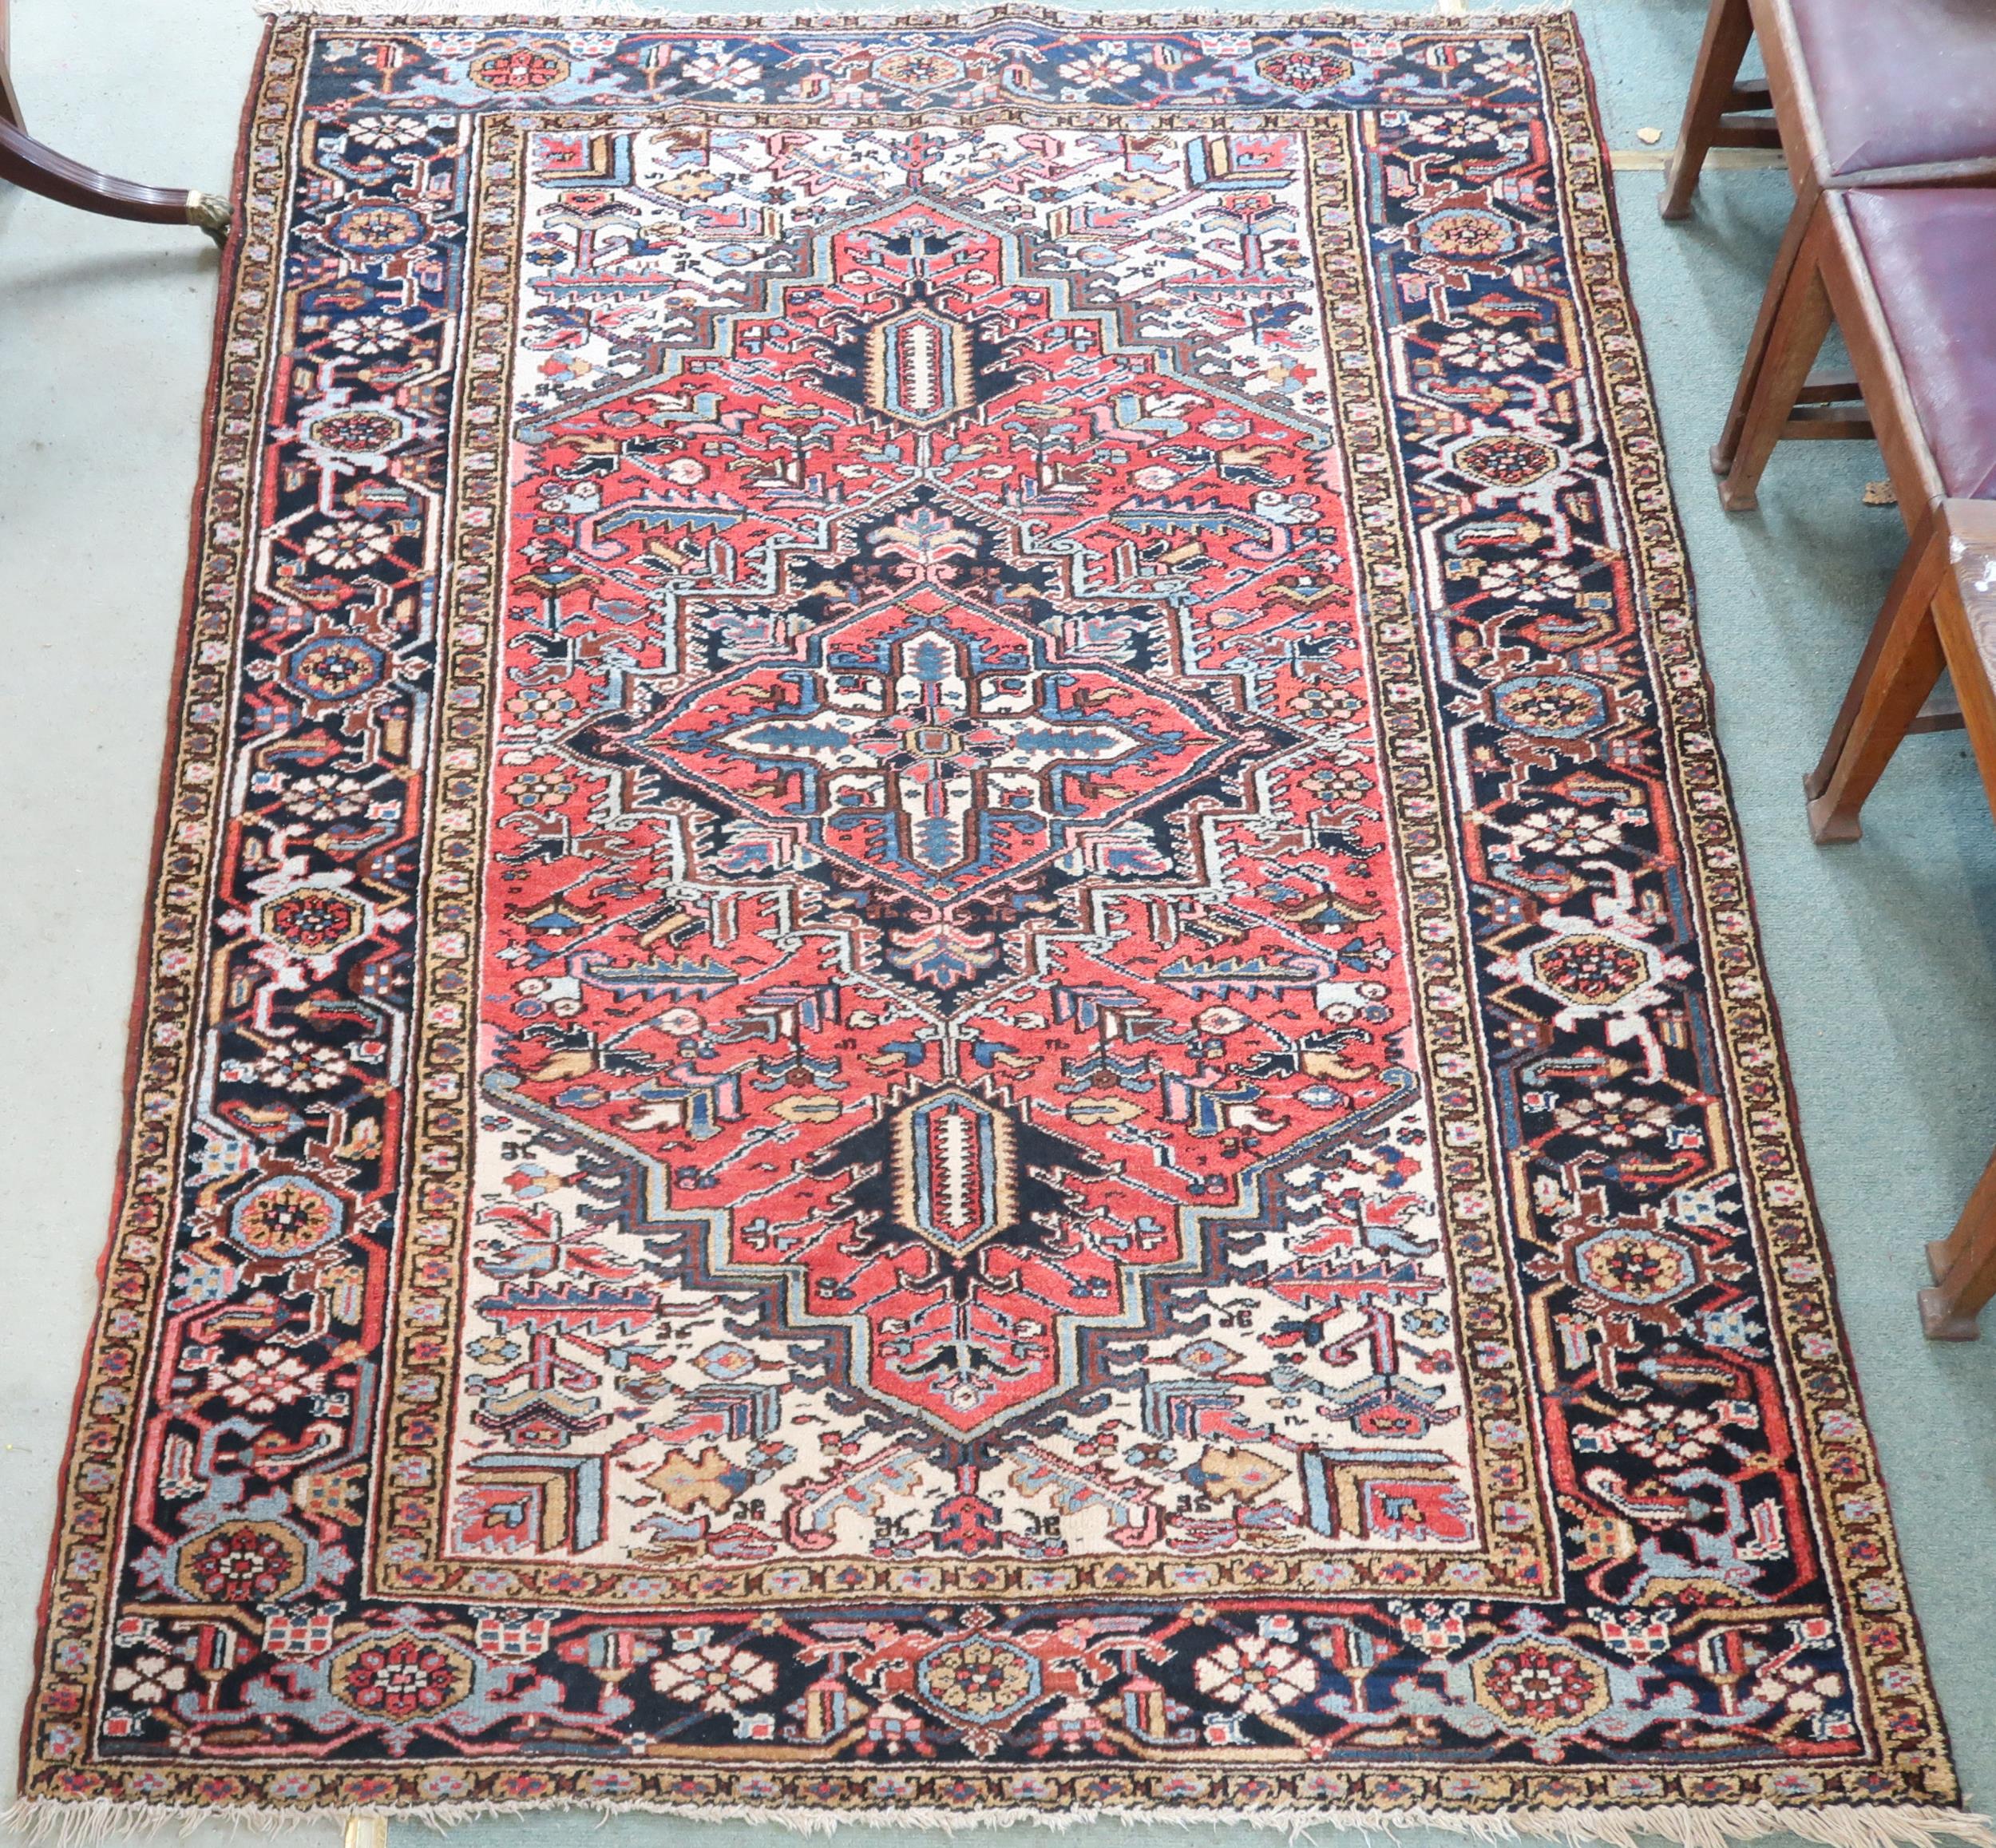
xmin=12 ymin=8 xmax=317 ymax=1822
xmin=1523 ymin=9 xmax=1967 ymax=1813
xmin=10 ymin=9 xmax=1981 ymax=1830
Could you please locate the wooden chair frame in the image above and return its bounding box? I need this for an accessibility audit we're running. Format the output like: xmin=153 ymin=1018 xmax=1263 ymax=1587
xmin=1801 ymin=498 xmax=1996 ymax=1339
xmin=0 ymin=0 xmax=229 ymax=244
xmin=1673 ymin=14 xmax=1996 ymax=1337
xmin=1661 ymin=0 xmax=1996 ymax=500
xmin=1713 ymin=188 xmax=1946 ymax=523
xmin=1659 ymin=0 xmax=1782 ymax=224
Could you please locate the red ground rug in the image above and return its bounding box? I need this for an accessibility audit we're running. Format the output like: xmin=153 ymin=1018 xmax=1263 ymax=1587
xmin=14 ymin=8 xmax=1988 ymax=1841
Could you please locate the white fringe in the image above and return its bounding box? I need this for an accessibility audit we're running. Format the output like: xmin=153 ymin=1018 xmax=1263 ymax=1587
xmin=4 ymin=1797 xmax=1994 ymax=1848
xmin=249 ymin=1 xmax=1576 ymax=21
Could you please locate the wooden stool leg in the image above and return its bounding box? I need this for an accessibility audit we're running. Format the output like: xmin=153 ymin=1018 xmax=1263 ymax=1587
xmin=1804 ymin=512 xmax=1948 ymax=840
xmin=1711 ymin=181 xmax=1819 ymax=477
xmin=1661 ymin=0 xmax=1756 ymax=222
xmin=1920 ymin=1145 xmax=1996 ymax=1340
xmin=1717 ymin=205 xmax=1833 ymax=512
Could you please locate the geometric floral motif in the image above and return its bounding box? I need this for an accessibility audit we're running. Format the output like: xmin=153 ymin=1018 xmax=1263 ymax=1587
xmin=15 ymin=12 xmax=1983 ymax=1842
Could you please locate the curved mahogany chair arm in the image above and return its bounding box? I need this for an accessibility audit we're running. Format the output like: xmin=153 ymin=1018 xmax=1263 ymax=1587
xmin=0 ymin=116 xmax=231 ymax=246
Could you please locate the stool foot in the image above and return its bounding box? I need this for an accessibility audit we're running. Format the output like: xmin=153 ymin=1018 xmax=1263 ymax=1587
xmin=1919 ymin=1284 xmax=1984 ymax=1341
xmin=1806 ymin=789 xmax=1862 ymax=844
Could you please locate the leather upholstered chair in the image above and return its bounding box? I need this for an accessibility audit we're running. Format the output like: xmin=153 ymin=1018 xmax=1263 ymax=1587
xmin=1660 ymin=0 xmax=1996 ymax=505
xmin=1773 ymin=187 xmax=1996 ymax=1339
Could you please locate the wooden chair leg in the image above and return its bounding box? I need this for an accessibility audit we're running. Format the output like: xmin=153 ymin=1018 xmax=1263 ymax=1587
xmin=1928 ymin=499 xmax=1996 ymax=824
xmin=1814 ymin=504 xmax=1996 ymax=1339
xmin=1711 ymin=180 xmax=1820 ymax=477
xmin=1921 ymin=1143 xmax=1996 ymax=1340
xmin=0 ymin=117 xmax=228 ymax=243
xmin=1804 ymin=508 xmax=1948 ymax=839
xmin=1717 ymin=207 xmax=1834 ymax=512
xmin=1660 ymin=0 xmax=1756 ymax=222
xmin=0 ymin=0 xmax=23 ymax=131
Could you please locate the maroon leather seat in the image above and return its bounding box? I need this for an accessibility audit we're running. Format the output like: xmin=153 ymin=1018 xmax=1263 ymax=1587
xmin=1787 ymin=0 xmax=1996 ymax=176
xmin=1846 ymin=188 xmax=1996 ymax=501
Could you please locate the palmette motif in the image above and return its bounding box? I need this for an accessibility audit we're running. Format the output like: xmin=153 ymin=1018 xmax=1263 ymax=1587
xmin=16 ymin=10 xmax=1975 ymax=1833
